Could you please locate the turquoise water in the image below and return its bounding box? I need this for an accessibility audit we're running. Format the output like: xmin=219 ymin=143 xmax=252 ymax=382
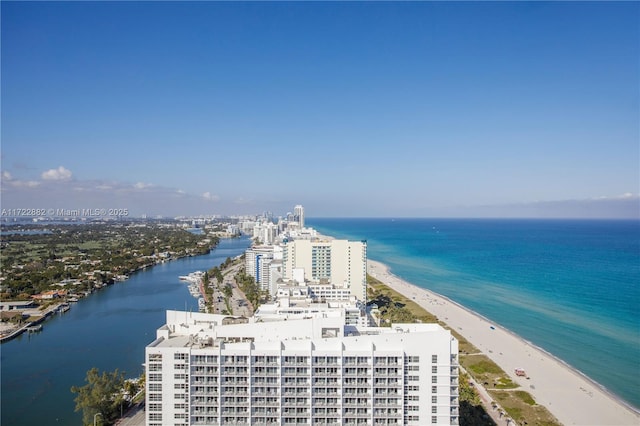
xmin=0 ymin=236 xmax=252 ymax=425
xmin=308 ymin=218 xmax=640 ymax=410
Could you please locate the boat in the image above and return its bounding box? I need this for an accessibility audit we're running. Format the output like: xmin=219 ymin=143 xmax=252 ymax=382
xmin=27 ymin=324 xmax=43 ymax=332
xmin=189 ymin=283 xmax=201 ymax=297
xmin=179 ymin=271 xmax=205 ymax=284
xmin=59 ymin=304 xmax=70 ymax=313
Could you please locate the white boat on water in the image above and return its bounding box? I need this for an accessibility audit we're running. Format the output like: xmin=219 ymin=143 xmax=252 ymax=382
xmin=188 ymin=283 xmax=201 ymax=297
xmin=179 ymin=271 xmax=205 ymax=284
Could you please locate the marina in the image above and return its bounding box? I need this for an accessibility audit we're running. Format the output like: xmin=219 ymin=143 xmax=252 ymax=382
xmin=180 ymin=270 xmax=208 ymax=310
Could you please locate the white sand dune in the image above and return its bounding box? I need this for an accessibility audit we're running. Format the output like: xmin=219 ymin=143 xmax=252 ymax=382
xmin=368 ymin=259 xmax=640 ymax=426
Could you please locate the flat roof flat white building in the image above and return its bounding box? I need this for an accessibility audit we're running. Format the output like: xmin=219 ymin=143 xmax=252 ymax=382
xmin=145 ymin=310 xmax=460 ymax=426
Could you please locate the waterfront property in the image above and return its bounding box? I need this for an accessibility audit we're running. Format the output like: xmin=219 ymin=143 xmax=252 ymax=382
xmin=146 ymin=310 xmax=460 ymax=426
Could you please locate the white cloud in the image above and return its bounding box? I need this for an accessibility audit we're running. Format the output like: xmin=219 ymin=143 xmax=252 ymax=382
xmin=12 ymin=180 xmax=41 ymax=188
xmin=133 ymin=182 xmax=153 ymax=190
xmin=41 ymin=166 xmax=72 ymax=181
xmin=2 ymin=171 xmax=12 ymax=181
xmin=617 ymin=192 xmax=636 ymax=199
xmin=202 ymin=192 xmax=220 ymax=201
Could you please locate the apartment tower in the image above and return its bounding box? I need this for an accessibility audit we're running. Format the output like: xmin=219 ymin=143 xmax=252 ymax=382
xmin=145 ymin=310 xmax=460 ymax=426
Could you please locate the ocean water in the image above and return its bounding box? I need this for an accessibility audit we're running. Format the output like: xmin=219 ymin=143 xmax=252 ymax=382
xmin=307 ymin=218 xmax=640 ymax=410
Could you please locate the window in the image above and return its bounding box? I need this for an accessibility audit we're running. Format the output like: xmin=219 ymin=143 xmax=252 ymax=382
xmin=149 ymin=383 xmax=162 ymax=392
xmin=148 ymin=373 xmax=162 ymax=382
xmin=432 ymin=366 xmax=438 ymax=374
xmin=148 ymin=363 xmax=162 ymax=371
xmin=148 ymin=403 xmax=162 ymax=411
xmin=432 ymin=376 xmax=438 ymax=384
xmin=431 ymin=386 xmax=437 ymax=393
xmin=432 ymin=416 xmax=437 ymax=423
xmin=431 ymin=395 xmax=437 ymax=404
xmin=149 ymin=413 xmax=162 ymax=421
xmin=174 ymin=353 xmax=188 ymax=360
xmin=149 ymin=393 xmax=162 ymax=402
xmin=432 ymin=406 xmax=438 ymax=413
xmin=432 ymin=355 xmax=438 ymax=363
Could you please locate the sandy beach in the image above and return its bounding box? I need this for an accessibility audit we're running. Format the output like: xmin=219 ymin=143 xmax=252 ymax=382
xmin=368 ymin=259 xmax=640 ymax=426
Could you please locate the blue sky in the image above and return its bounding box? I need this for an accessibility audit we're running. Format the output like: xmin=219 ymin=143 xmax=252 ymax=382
xmin=2 ymin=2 xmax=638 ymax=218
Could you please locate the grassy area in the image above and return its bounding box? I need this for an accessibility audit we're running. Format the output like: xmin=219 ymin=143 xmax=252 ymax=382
xmin=461 ymin=355 xmax=518 ymax=389
xmin=367 ymin=274 xmax=438 ymax=323
xmin=490 ymin=390 xmax=559 ymax=425
xmin=366 ymin=273 xmax=560 ymax=426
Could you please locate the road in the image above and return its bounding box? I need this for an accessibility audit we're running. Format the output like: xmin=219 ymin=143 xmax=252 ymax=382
xmin=115 ymin=402 xmax=145 ymax=426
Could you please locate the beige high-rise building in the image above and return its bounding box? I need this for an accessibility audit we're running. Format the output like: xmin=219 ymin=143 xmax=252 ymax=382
xmin=293 ymin=204 xmax=305 ymax=228
xmin=282 ymin=239 xmax=367 ymax=303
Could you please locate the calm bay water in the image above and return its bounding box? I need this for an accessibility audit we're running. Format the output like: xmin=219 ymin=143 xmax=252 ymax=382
xmin=0 ymin=236 xmax=252 ymax=426
xmin=308 ymin=218 xmax=640 ymax=410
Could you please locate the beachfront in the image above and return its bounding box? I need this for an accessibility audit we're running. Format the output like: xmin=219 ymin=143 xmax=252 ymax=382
xmin=368 ymin=259 xmax=640 ymax=426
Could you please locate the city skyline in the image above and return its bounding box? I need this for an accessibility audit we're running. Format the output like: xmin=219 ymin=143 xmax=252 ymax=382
xmin=2 ymin=2 xmax=638 ymax=218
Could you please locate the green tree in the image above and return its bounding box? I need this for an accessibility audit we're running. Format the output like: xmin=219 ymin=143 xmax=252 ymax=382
xmin=70 ymin=367 xmax=126 ymax=425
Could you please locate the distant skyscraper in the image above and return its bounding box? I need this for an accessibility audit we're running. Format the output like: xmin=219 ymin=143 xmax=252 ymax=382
xmin=294 ymin=204 xmax=305 ymax=228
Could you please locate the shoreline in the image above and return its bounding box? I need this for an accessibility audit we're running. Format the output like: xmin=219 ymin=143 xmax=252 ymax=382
xmin=367 ymin=259 xmax=640 ymax=426
xmin=0 ymin=239 xmax=222 ymax=345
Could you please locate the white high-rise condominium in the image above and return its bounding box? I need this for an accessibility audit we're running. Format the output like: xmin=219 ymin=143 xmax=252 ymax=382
xmin=245 ymin=246 xmax=275 ymax=293
xmin=282 ymin=239 xmax=367 ymax=303
xmin=293 ymin=205 xmax=305 ymax=228
xmin=145 ymin=310 xmax=460 ymax=426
